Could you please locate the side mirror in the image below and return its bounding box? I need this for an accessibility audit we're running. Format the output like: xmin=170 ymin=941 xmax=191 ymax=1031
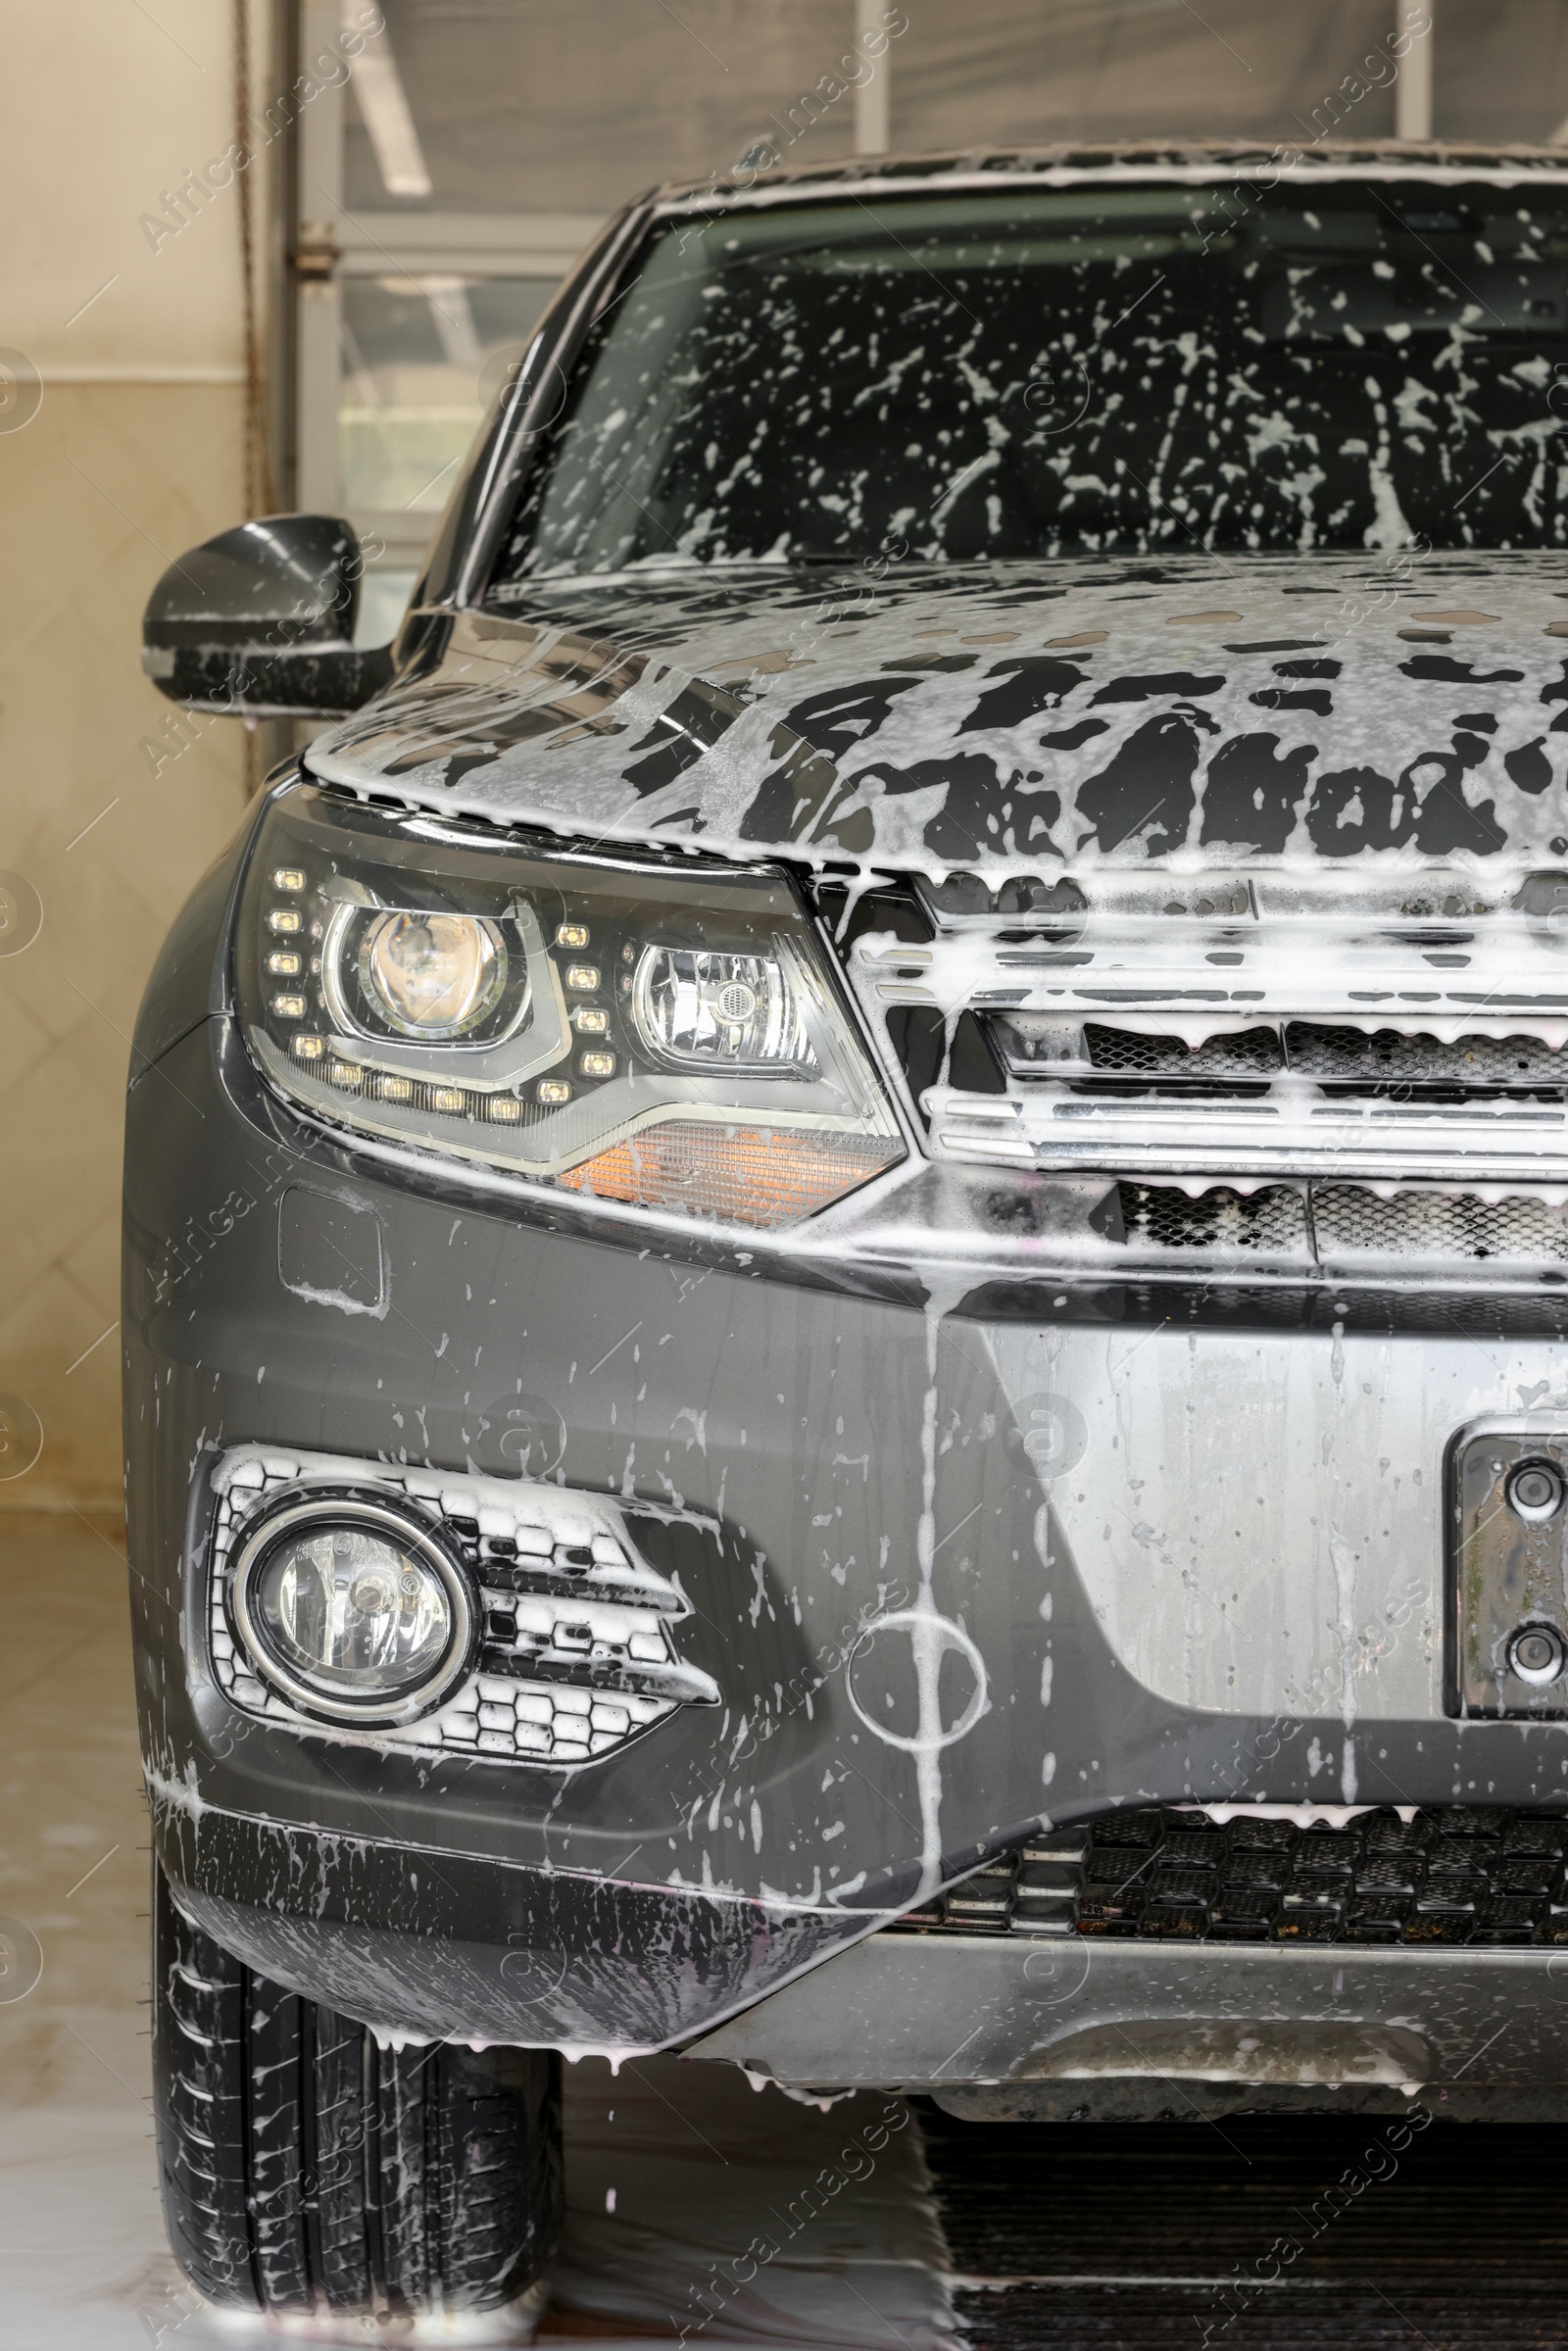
xmin=141 ymin=514 xmax=394 ymax=718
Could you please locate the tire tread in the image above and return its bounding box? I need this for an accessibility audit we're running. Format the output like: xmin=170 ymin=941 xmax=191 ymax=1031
xmin=152 ymin=1866 xmax=562 ymax=2318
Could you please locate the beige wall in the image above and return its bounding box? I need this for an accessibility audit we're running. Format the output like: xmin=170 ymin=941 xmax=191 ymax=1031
xmin=0 ymin=2 xmax=265 ymax=1508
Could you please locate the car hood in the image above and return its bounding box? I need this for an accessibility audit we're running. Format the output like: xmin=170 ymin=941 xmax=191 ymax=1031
xmin=306 ymin=553 xmax=1568 ymax=878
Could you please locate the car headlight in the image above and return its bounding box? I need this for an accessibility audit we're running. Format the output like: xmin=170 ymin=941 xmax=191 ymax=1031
xmin=236 ymin=784 xmax=904 ymax=1226
xmin=353 ymin=909 xmax=511 ymax=1039
xmin=229 ymin=1497 xmax=475 ymax=1723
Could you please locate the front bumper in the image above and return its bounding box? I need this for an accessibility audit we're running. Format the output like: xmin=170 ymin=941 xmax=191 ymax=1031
xmin=687 ymin=1928 xmax=1568 ymax=2110
xmin=126 ymin=1005 xmax=1568 ymax=2053
xmin=158 ymin=1809 xmax=834 ymax=2048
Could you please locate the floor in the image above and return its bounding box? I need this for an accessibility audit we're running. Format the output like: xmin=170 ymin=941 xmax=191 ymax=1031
xmin=922 ymin=2099 xmax=1568 ymax=2348
xmin=0 ymin=1514 xmax=952 ymax=2351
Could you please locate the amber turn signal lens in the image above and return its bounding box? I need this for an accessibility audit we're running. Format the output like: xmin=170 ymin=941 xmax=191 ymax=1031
xmin=558 ymin=1119 xmax=899 ymax=1227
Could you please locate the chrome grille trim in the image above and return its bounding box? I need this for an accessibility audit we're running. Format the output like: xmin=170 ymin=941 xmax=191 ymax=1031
xmin=931 ymin=1088 xmax=1568 ymax=1186
xmin=848 ymin=873 xmax=1568 ymax=1191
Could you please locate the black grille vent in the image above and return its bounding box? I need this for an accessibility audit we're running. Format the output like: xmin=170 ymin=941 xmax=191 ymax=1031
xmin=1287 ymin=1022 xmax=1568 ymax=1089
xmin=1114 ymin=1182 xmax=1568 ymax=1263
xmin=1083 ymin=1023 xmax=1283 ymax=1076
xmin=1314 ymin=1184 xmax=1568 ymax=1262
xmin=891 ymin=1805 xmax=1568 ymax=1947
xmin=1047 ymin=1021 xmax=1568 ymax=1097
xmin=1117 ymin=1182 xmax=1306 ymax=1252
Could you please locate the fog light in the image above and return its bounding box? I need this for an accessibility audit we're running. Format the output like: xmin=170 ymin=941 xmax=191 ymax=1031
xmin=230 ymin=1499 xmax=474 ymax=1723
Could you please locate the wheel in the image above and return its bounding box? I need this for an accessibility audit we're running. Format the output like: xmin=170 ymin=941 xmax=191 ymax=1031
xmin=151 ymin=1860 xmax=563 ymax=2320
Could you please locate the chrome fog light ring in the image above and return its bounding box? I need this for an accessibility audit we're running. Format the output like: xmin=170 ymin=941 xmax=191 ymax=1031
xmin=227 ymin=1494 xmax=477 ymax=1725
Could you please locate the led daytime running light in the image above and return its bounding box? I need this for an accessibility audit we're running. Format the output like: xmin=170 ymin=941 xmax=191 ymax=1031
xmin=239 ymin=787 xmax=904 ymax=1226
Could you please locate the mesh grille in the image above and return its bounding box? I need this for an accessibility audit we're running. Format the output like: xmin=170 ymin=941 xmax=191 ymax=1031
xmin=1113 ymin=1182 xmax=1568 ymax=1262
xmin=1287 ymin=1023 xmax=1568 ymax=1087
xmin=1118 ymin=1183 xmax=1307 ymax=1251
xmin=1313 ymin=1185 xmax=1568 ymax=1262
xmin=1084 ymin=1024 xmax=1283 ymax=1075
xmin=890 ymin=1805 xmax=1568 ymax=1947
xmin=989 ymin=1018 xmax=1568 ymax=1096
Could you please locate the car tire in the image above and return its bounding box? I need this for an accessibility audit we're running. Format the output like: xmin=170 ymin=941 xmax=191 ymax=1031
xmin=151 ymin=1860 xmax=563 ymax=2318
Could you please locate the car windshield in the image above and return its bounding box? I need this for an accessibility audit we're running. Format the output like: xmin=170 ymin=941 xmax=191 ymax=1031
xmin=487 ymin=177 xmax=1568 ymax=587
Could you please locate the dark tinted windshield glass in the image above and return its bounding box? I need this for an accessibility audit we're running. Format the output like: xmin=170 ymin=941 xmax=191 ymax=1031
xmin=488 ymin=179 xmax=1568 ymax=586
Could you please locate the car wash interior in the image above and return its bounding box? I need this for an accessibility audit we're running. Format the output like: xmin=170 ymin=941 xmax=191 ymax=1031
xmin=19 ymin=6 xmax=1568 ymax=2350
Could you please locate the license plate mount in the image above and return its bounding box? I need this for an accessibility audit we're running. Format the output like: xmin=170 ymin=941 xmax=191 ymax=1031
xmin=1452 ymin=1421 xmax=1568 ymax=1717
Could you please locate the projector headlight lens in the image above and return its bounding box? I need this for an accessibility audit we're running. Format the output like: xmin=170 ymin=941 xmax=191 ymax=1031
xmin=236 ymin=784 xmax=905 ymax=1227
xmin=359 ymin=909 xmax=508 ymax=1039
xmin=230 ymin=1499 xmax=473 ymax=1722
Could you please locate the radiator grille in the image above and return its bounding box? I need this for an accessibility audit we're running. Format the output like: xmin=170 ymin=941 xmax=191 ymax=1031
xmin=1083 ymin=1024 xmax=1282 ymax=1077
xmin=891 ymin=1806 xmax=1568 ymax=1947
xmin=1117 ymin=1183 xmax=1306 ymax=1252
xmin=1313 ymin=1184 xmax=1568 ymax=1261
xmin=1287 ymin=1023 xmax=1568 ymax=1090
xmin=1114 ymin=1182 xmax=1568 ymax=1263
xmin=1076 ymin=1023 xmax=1568 ymax=1093
xmin=852 ymin=887 xmax=1568 ymax=1198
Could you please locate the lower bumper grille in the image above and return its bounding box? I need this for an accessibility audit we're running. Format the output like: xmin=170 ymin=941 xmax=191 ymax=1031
xmin=1313 ymin=1184 xmax=1568 ymax=1260
xmin=1117 ymin=1182 xmax=1305 ymax=1252
xmin=893 ymin=1806 xmax=1568 ymax=1947
xmin=1114 ymin=1181 xmax=1568 ymax=1265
